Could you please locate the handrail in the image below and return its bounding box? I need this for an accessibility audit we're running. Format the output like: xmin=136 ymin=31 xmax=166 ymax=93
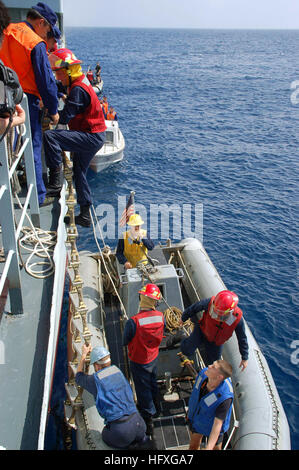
xmin=8 ymin=137 xmax=30 ymax=179
xmin=0 ymin=250 xmax=14 ymax=297
xmin=0 ymin=95 xmax=40 ymax=314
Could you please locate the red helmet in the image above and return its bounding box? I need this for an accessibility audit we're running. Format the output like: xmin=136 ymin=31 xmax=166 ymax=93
xmin=48 ymin=48 xmax=82 ymax=71
xmin=139 ymin=283 xmax=161 ymax=301
xmin=212 ymin=290 xmax=238 ymax=318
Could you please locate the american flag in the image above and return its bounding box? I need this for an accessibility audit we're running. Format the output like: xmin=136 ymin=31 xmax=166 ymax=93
xmin=119 ymin=191 xmax=135 ymax=226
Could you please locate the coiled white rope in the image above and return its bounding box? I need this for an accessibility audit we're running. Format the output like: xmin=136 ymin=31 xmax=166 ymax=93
xmin=18 ymin=226 xmax=56 ymax=278
xmin=16 ymin=194 xmax=57 ymax=279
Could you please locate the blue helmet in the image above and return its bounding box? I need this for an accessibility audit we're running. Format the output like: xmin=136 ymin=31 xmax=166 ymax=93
xmin=90 ymin=346 xmax=110 ymax=365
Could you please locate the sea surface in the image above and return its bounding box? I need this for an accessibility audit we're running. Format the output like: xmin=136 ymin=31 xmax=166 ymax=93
xmin=45 ymin=28 xmax=299 ymax=450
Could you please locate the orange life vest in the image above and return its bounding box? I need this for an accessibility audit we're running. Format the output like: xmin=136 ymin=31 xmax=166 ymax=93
xmin=0 ymin=22 xmax=46 ymax=99
xmin=68 ymin=75 xmax=107 ymax=133
xmin=107 ymin=110 xmax=116 ymax=120
xmin=102 ymin=101 xmax=108 ymax=115
xmin=128 ymin=310 xmax=164 ymax=364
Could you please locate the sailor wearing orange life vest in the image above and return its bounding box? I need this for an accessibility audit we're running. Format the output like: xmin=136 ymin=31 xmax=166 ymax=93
xmin=0 ymin=2 xmax=60 ymax=206
xmin=123 ymin=284 xmax=165 ymax=435
xmin=101 ymin=96 xmax=108 ymax=118
xmin=181 ymin=290 xmax=249 ymax=371
xmin=107 ymin=106 xmax=118 ymax=121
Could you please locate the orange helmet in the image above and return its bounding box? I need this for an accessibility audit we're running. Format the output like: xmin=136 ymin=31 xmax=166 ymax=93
xmin=49 ymin=48 xmax=82 ymax=71
xmin=139 ymin=283 xmax=161 ymax=301
xmin=211 ymin=290 xmax=238 ymax=319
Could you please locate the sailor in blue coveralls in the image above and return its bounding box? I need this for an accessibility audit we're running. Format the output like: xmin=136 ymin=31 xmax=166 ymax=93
xmin=187 ymin=359 xmax=234 ymax=450
xmin=75 ymin=344 xmax=149 ymax=449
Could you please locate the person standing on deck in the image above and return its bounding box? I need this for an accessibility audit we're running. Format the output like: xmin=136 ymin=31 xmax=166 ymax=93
xmin=0 ymin=2 xmax=60 ymax=206
xmin=43 ymin=47 xmax=106 ymax=227
xmin=123 ymin=283 xmax=165 ymax=436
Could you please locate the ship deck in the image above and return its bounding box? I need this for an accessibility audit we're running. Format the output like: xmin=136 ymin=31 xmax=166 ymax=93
xmin=0 ymin=196 xmax=63 ymax=450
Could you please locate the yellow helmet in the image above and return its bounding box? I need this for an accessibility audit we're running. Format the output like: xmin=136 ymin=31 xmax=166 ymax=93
xmin=127 ymin=213 xmax=144 ymax=226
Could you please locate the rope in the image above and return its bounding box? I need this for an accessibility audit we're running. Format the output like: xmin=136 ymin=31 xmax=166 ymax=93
xmin=90 ymin=204 xmax=128 ymax=319
xmin=18 ymin=226 xmax=56 ymax=278
xmin=15 ymin=193 xmax=56 ymax=279
xmin=177 ymin=250 xmax=201 ymax=302
xmin=164 ymin=306 xmax=193 ymax=334
xmin=2 ymin=130 xmax=57 ymax=279
xmin=137 ymin=263 xmax=193 ymax=338
xmin=90 ymin=204 xmax=132 ymax=383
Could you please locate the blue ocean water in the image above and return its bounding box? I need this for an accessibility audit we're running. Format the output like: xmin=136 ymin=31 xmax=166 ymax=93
xmin=45 ymin=28 xmax=299 ymax=450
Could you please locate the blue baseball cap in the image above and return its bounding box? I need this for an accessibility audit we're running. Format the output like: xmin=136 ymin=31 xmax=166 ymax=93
xmin=32 ymin=2 xmax=58 ymax=33
xmin=51 ymin=24 xmax=61 ymax=41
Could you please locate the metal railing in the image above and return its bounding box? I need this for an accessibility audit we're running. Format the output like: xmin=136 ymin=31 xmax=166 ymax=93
xmin=0 ymin=95 xmax=40 ymax=314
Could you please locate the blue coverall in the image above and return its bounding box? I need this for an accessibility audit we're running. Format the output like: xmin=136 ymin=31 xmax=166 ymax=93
xmin=75 ymin=370 xmax=147 ymax=448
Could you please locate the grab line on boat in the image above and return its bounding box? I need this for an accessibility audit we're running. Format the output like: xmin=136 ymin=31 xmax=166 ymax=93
xmin=90 ymin=204 xmax=128 ymax=319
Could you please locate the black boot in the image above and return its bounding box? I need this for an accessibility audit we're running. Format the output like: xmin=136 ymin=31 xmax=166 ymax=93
xmin=46 ymin=165 xmax=63 ymax=197
xmin=75 ymin=205 xmax=91 ymax=227
xmin=144 ymin=416 xmax=154 ymax=436
xmin=153 ymin=394 xmax=161 ymax=418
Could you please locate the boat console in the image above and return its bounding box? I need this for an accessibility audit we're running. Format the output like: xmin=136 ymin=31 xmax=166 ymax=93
xmin=119 ymin=261 xmax=189 ymax=378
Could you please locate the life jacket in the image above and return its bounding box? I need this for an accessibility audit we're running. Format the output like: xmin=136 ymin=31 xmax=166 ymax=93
xmin=188 ymin=367 xmax=234 ymax=436
xmin=86 ymin=71 xmax=94 ymax=83
xmin=0 ymin=22 xmax=46 ymax=99
xmin=128 ymin=309 xmax=164 ymax=364
xmin=102 ymin=101 xmax=108 ymax=115
xmin=68 ymin=74 xmax=106 ymax=133
xmin=199 ymin=297 xmax=242 ymax=346
xmin=94 ymin=365 xmax=137 ymax=424
xmin=107 ymin=110 xmax=116 ymax=120
xmin=123 ymin=229 xmax=148 ymax=268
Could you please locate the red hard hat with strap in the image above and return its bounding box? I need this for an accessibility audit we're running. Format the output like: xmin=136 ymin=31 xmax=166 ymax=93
xmin=138 ymin=283 xmax=161 ymax=301
xmin=213 ymin=290 xmax=239 ymax=317
xmin=48 ymin=48 xmax=82 ymax=71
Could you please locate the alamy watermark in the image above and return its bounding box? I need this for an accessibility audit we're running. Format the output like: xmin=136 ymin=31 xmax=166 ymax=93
xmin=290 ymin=340 xmax=299 ymax=365
xmin=94 ymin=196 xmax=203 ymax=242
xmin=0 ymin=340 xmax=4 ymax=365
xmin=290 ymin=80 xmax=299 ymax=105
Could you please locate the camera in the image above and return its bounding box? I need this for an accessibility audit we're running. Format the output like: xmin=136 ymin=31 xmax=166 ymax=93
xmin=0 ymin=60 xmax=23 ymax=118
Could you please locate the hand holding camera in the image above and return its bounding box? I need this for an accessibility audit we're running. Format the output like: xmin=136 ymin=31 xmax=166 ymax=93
xmin=0 ymin=104 xmax=25 ymax=134
xmin=0 ymin=61 xmax=23 ymax=118
xmin=0 ymin=60 xmax=24 ymax=139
